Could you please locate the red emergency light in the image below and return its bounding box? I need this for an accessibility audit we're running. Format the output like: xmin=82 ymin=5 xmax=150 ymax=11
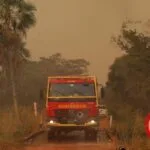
xmin=145 ymin=113 xmax=150 ymax=138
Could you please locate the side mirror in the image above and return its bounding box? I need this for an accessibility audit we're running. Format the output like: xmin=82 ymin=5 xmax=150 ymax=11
xmin=100 ymin=86 xmax=105 ymax=99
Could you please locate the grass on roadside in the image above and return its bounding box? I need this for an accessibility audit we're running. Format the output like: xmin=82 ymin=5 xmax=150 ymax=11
xmin=110 ymin=105 xmax=149 ymax=150
xmin=0 ymin=106 xmax=41 ymax=143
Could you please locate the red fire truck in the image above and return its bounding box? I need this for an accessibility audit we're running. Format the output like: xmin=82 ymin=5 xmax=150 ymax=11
xmin=44 ymin=75 xmax=104 ymax=141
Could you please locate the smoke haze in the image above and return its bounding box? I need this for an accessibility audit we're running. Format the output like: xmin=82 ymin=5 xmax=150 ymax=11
xmin=27 ymin=0 xmax=150 ymax=83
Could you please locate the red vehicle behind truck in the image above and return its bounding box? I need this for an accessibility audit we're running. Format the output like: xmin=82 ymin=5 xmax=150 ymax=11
xmin=44 ymin=75 xmax=104 ymax=141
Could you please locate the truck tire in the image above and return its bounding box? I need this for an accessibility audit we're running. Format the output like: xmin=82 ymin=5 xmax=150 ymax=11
xmin=85 ymin=129 xmax=97 ymax=141
xmin=47 ymin=129 xmax=55 ymax=141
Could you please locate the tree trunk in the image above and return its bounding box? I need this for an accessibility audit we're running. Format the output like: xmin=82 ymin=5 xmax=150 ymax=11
xmin=9 ymin=55 xmax=19 ymax=121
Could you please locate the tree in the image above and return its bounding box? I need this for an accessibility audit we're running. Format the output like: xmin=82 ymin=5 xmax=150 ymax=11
xmin=39 ymin=53 xmax=89 ymax=75
xmin=0 ymin=0 xmax=36 ymax=36
xmin=0 ymin=0 xmax=36 ymax=119
xmin=15 ymin=53 xmax=90 ymax=106
xmin=106 ymin=21 xmax=150 ymax=113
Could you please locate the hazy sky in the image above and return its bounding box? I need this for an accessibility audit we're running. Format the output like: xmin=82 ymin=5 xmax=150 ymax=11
xmin=26 ymin=0 xmax=150 ymax=84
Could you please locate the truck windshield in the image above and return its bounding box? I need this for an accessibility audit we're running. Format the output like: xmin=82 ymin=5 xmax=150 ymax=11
xmin=48 ymin=83 xmax=95 ymax=97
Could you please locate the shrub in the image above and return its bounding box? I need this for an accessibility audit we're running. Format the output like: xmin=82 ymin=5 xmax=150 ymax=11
xmin=0 ymin=106 xmax=40 ymax=142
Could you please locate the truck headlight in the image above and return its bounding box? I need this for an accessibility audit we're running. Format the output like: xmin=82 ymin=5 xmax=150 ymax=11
xmin=90 ymin=120 xmax=96 ymax=124
xmin=49 ymin=120 xmax=54 ymax=124
xmin=48 ymin=119 xmax=57 ymax=124
xmin=86 ymin=119 xmax=97 ymax=125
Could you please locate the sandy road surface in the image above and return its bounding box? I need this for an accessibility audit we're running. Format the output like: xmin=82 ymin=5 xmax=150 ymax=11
xmin=25 ymin=130 xmax=117 ymax=150
xmin=26 ymin=143 xmax=116 ymax=150
xmin=25 ymin=116 xmax=117 ymax=150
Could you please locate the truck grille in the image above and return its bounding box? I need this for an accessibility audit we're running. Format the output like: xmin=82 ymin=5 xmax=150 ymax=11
xmin=55 ymin=109 xmax=88 ymax=124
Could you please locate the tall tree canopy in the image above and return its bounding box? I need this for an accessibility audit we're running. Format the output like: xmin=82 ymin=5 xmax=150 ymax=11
xmin=0 ymin=0 xmax=36 ymax=35
xmin=0 ymin=0 xmax=36 ymax=72
xmin=106 ymin=22 xmax=150 ymax=113
xmin=0 ymin=0 xmax=36 ymax=117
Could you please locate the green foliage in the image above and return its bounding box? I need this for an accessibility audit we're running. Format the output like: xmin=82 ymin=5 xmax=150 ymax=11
xmin=106 ymin=21 xmax=150 ymax=114
xmin=0 ymin=0 xmax=36 ymax=73
xmin=0 ymin=0 xmax=36 ymax=36
xmin=105 ymin=21 xmax=150 ymax=148
xmin=0 ymin=0 xmax=36 ymax=117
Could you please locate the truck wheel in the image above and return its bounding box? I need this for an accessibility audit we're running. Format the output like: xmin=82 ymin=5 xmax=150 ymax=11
xmin=91 ymin=130 xmax=97 ymax=141
xmin=85 ymin=130 xmax=90 ymax=141
xmin=47 ymin=129 xmax=55 ymax=141
xmin=96 ymin=131 xmax=100 ymax=143
xmin=85 ymin=129 xmax=97 ymax=141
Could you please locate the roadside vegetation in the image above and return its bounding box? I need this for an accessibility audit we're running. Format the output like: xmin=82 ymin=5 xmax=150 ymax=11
xmin=0 ymin=106 xmax=40 ymax=142
xmin=105 ymin=21 xmax=150 ymax=149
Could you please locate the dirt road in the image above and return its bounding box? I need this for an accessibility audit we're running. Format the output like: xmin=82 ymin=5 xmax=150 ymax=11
xmin=26 ymin=143 xmax=116 ymax=150
xmin=24 ymin=116 xmax=118 ymax=150
xmin=24 ymin=130 xmax=117 ymax=150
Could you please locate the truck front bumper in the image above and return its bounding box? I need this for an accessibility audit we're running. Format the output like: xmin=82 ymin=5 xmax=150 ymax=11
xmin=46 ymin=120 xmax=99 ymax=130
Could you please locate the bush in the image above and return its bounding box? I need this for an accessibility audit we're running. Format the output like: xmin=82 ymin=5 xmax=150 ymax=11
xmin=108 ymin=103 xmax=149 ymax=149
xmin=0 ymin=106 xmax=40 ymax=142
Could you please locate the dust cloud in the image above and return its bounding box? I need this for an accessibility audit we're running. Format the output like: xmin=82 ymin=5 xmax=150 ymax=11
xmin=26 ymin=0 xmax=150 ymax=84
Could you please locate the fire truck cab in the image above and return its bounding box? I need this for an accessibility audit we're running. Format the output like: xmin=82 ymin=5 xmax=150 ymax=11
xmin=44 ymin=75 xmax=104 ymax=141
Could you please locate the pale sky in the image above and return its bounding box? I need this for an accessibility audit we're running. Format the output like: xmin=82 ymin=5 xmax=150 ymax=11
xmin=26 ymin=0 xmax=150 ymax=84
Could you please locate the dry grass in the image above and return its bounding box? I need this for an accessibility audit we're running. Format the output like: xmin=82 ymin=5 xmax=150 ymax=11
xmin=0 ymin=104 xmax=149 ymax=150
xmin=0 ymin=106 xmax=41 ymax=143
xmin=111 ymin=108 xmax=149 ymax=150
xmin=0 ymin=141 xmax=25 ymax=150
